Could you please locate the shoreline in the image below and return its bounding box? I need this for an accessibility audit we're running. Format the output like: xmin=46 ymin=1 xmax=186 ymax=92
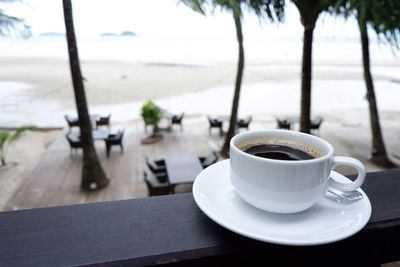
xmin=1 ymin=56 xmax=399 ymax=128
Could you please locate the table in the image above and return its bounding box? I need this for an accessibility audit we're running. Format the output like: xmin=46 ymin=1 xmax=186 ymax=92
xmin=218 ymin=115 xmax=251 ymax=125
xmin=283 ymin=116 xmax=299 ymax=123
xmin=89 ymin=114 xmax=99 ymax=127
xmin=217 ymin=115 xmax=230 ymax=122
xmin=216 ymin=115 xmax=251 ymax=133
xmin=70 ymin=129 xmax=109 ymax=141
xmin=278 ymin=116 xmax=320 ymax=130
xmin=165 ymin=151 xmax=203 ymax=185
xmin=92 ymin=129 xmax=109 ymax=140
xmin=66 ymin=114 xmax=100 ymax=129
xmin=157 ymin=112 xmax=173 ymax=132
xmin=280 ymin=116 xmax=323 ymax=123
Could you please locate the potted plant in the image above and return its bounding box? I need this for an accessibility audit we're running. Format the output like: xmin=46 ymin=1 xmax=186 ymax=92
xmin=140 ymin=100 xmax=163 ymax=144
xmin=0 ymin=125 xmax=36 ymax=167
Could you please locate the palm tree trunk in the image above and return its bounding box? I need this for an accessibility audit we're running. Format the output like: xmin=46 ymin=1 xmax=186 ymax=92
xmin=220 ymin=12 xmax=245 ymax=158
xmin=359 ymin=20 xmax=394 ymax=168
xmin=62 ymin=0 xmax=109 ymax=190
xmin=299 ymin=26 xmax=314 ymax=133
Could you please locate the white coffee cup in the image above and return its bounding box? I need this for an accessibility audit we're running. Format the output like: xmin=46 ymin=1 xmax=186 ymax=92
xmin=230 ymin=130 xmax=366 ymax=214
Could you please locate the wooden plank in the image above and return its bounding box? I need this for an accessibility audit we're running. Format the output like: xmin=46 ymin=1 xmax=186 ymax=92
xmin=362 ymin=168 xmax=400 ymax=225
xmin=0 ymin=168 xmax=399 ymax=267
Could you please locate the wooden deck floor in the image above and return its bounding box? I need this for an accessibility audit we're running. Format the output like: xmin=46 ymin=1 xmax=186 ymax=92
xmin=4 ymin=113 xmax=400 ymax=211
xmin=4 ymin=116 xmax=265 ymax=211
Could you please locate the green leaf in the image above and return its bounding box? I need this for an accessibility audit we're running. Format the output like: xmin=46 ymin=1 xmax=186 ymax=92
xmin=331 ymin=0 xmax=400 ymax=49
xmin=141 ymin=100 xmax=162 ymax=125
xmin=0 ymin=132 xmax=10 ymax=150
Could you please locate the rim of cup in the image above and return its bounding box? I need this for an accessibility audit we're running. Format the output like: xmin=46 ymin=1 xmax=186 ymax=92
xmin=230 ymin=129 xmax=334 ymax=165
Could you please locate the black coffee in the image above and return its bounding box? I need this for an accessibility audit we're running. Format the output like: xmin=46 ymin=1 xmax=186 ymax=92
xmin=243 ymin=144 xmax=315 ymax=161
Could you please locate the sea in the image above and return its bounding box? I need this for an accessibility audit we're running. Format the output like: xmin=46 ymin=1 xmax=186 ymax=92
xmin=0 ymin=35 xmax=398 ymax=66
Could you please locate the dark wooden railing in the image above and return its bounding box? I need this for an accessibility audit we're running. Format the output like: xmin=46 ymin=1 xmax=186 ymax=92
xmin=0 ymin=169 xmax=399 ymax=267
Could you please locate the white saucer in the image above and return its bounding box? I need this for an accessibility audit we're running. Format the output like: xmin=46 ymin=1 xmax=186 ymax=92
xmin=193 ymin=159 xmax=371 ymax=246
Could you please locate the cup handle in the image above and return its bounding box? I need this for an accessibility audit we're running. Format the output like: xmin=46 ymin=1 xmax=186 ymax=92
xmin=328 ymin=156 xmax=366 ymax=192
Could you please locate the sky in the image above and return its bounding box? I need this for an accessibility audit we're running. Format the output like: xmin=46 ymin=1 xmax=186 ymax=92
xmin=2 ymin=0 xmax=360 ymax=39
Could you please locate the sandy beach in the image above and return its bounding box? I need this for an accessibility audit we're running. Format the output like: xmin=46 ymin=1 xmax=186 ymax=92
xmin=1 ymin=56 xmax=399 ymax=127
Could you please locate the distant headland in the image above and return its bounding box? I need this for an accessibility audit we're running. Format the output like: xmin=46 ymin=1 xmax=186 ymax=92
xmin=40 ymin=32 xmax=65 ymax=37
xmin=100 ymin=31 xmax=137 ymax=37
xmin=38 ymin=31 xmax=137 ymax=38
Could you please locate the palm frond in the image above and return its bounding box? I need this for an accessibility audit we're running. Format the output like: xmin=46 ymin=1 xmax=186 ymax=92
xmin=180 ymin=0 xmax=286 ymax=23
xmin=245 ymin=0 xmax=286 ymax=23
xmin=0 ymin=1 xmax=31 ymax=37
xmin=178 ymin=0 xmax=207 ymax=14
xmin=9 ymin=125 xmax=35 ymax=142
xmin=0 ymin=10 xmax=21 ymax=34
xmin=0 ymin=132 xmax=9 ymax=150
xmin=334 ymin=0 xmax=400 ymax=49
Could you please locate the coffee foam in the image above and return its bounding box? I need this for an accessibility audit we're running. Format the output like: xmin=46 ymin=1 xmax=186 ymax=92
xmin=236 ymin=137 xmax=323 ymax=158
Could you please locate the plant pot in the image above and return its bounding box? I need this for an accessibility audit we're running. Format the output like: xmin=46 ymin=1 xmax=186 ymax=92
xmin=141 ymin=134 xmax=163 ymax=145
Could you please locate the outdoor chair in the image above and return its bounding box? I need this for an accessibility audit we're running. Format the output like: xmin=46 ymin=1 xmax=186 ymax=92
xmin=64 ymin=115 xmax=79 ymax=129
xmin=145 ymin=156 xmax=167 ymax=180
xmin=276 ymin=118 xmax=291 ymax=130
xmin=96 ymin=114 xmax=111 ymax=129
xmin=143 ymin=171 xmax=171 ymax=197
xmin=171 ymin=113 xmax=185 ymax=131
xmin=104 ymin=129 xmax=124 ymax=157
xmin=199 ymin=151 xmax=219 ymax=169
xmin=237 ymin=115 xmax=253 ymax=131
xmin=207 ymin=116 xmax=223 ymax=136
xmin=65 ymin=133 xmax=82 ymax=155
xmin=310 ymin=116 xmax=324 ymax=135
